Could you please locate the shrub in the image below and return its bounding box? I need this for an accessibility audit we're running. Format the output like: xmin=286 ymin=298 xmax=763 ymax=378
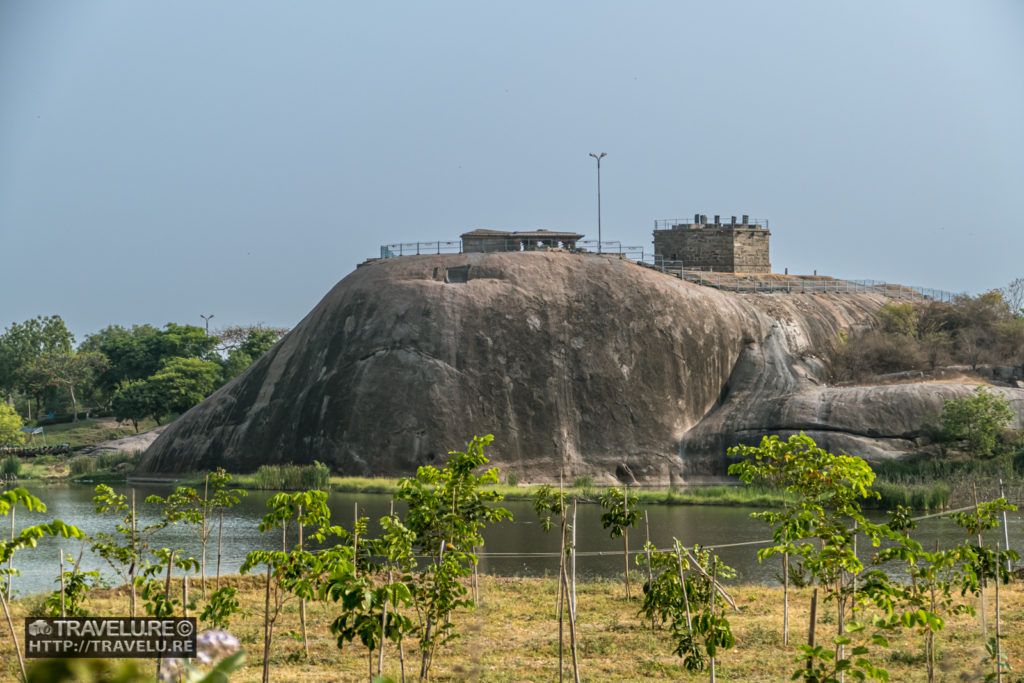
xmin=2 ymin=454 xmax=21 ymax=477
xmin=96 ymin=451 xmax=137 ymax=471
xmin=940 ymin=386 xmax=1015 ymax=458
xmin=69 ymin=456 xmax=97 ymax=476
xmin=825 ymin=330 xmax=926 ymax=382
xmin=506 ymin=471 xmax=519 ymax=487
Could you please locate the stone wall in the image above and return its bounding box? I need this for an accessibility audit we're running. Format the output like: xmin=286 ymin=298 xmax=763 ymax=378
xmin=653 ymin=219 xmax=771 ymax=273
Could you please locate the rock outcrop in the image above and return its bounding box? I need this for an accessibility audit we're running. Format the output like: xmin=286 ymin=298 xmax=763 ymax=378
xmin=137 ymin=252 xmax=1024 ymax=483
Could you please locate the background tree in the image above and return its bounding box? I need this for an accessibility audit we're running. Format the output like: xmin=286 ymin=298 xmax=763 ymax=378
xmin=110 ymin=381 xmax=157 ymax=432
xmin=940 ymin=387 xmax=1016 ymax=459
xmin=0 ymin=316 xmax=74 ymax=419
xmin=217 ymin=326 xmax=288 ymax=383
xmin=0 ymin=404 xmax=25 ymax=446
xmin=1001 ymin=277 xmax=1024 ymax=318
xmin=31 ymin=350 xmax=105 ymax=422
xmin=85 ymin=323 xmax=216 ymax=401
xmin=146 ymin=357 xmax=221 ymax=416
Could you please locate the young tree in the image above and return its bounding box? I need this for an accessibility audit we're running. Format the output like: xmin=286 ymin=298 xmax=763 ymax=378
xmin=0 ymin=488 xmax=84 ymax=682
xmin=392 ymin=434 xmax=512 ymax=680
xmin=940 ymin=386 xmax=1016 ymax=458
xmin=0 ymin=404 xmax=25 ymax=447
xmin=598 ymin=486 xmax=641 ymax=600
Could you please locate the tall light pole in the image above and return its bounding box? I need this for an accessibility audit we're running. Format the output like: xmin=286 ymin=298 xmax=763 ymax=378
xmin=588 ymin=152 xmax=606 ymax=253
xmin=200 ymin=314 xmax=214 ymax=335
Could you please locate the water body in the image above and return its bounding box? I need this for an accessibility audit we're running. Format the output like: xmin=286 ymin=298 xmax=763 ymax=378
xmin=3 ymin=483 xmax=1022 ymax=597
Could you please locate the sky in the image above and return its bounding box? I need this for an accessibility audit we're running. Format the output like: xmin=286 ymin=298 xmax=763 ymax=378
xmin=2 ymin=1 xmax=1023 ymax=342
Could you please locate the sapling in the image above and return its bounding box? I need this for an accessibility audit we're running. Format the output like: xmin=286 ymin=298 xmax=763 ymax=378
xmin=0 ymin=488 xmax=85 ymax=683
xmin=597 ymin=486 xmax=641 ymax=600
xmin=639 ymin=541 xmax=736 ymax=675
xmin=241 ymin=489 xmax=343 ymax=681
xmin=392 ymin=434 xmax=511 ymax=681
xmin=532 ymin=483 xmax=580 ymax=683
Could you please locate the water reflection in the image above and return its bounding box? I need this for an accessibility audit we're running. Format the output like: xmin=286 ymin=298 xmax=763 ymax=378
xmin=3 ymin=483 xmax=1021 ymax=597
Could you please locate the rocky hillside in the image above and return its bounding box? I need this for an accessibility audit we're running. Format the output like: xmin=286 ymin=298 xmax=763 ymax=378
xmin=137 ymin=252 xmax=1024 ymax=483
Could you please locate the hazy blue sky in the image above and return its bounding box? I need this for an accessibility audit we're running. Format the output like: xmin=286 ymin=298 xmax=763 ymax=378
xmin=2 ymin=1 xmax=1023 ymax=341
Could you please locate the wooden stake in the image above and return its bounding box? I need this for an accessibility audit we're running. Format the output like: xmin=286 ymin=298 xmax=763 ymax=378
xmin=164 ymin=550 xmax=174 ymax=603
xmin=0 ymin=587 xmax=27 ymax=683
xmin=379 ymin=500 xmax=395 ymax=678
xmin=807 ymin=588 xmax=818 ymax=673
xmin=709 ymin=558 xmax=717 ymax=682
xmin=1000 ymin=479 xmax=1012 ymax=574
xmin=682 ymin=546 xmax=738 ymax=611
xmin=560 ymin=548 xmax=581 ymax=683
xmin=644 ymin=511 xmax=654 ymax=630
xmin=217 ymin=505 xmax=224 ymax=590
xmin=996 ymin=541 xmax=1003 ymax=683
xmin=623 ymin=486 xmax=631 ymax=600
xmin=201 ymin=474 xmax=208 ymax=599
xmin=6 ymin=507 xmax=13 ymax=601
xmin=59 ymin=549 xmax=65 ymax=617
xmin=557 ymin=476 xmax=566 ymax=683
xmin=262 ymin=563 xmax=272 ymax=683
xmin=419 ymin=540 xmax=444 ymax=680
xmin=571 ymin=499 xmax=577 ymax=619
xmin=130 ymin=489 xmax=137 ymax=618
xmin=973 ymin=483 xmax=987 ymax=638
xmin=298 ymin=504 xmax=307 ymax=657
xmin=783 ymin=552 xmax=790 ymax=645
xmin=673 ymin=539 xmax=692 ymax=632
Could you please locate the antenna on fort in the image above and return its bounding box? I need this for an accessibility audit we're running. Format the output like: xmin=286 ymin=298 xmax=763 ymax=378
xmin=588 ymin=152 xmax=607 ymax=253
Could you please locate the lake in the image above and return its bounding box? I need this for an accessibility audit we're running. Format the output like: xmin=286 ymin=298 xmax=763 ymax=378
xmin=3 ymin=482 xmax=1021 ymax=597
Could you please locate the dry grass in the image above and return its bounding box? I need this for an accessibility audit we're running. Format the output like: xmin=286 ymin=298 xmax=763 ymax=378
xmin=3 ymin=574 xmax=1022 ymax=681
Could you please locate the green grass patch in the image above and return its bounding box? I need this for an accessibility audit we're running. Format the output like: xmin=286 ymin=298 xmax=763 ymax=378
xmin=23 ymin=417 xmax=163 ymax=450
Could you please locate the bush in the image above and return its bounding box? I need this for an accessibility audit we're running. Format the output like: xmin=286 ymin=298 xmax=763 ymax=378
xmin=2 ymin=454 xmax=21 ymax=477
xmin=825 ymin=330 xmax=926 ymax=383
xmin=506 ymin=471 xmax=519 ymax=487
xmin=96 ymin=451 xmax=138 ymax=471
xmin=69 ymin=456 xmax=97 ymax=476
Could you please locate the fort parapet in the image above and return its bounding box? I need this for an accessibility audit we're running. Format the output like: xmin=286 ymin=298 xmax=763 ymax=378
xmin=653 ymin=214 xmax=771 ymax=273
xmin=461 ymin=229 xmax=583 ymax=253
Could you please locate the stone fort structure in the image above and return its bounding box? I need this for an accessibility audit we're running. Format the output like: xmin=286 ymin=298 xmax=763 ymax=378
xmin=653 ymin=214 xmax=771 ymax=273
xmin=461 ymin=229 xmax=583 ymax=252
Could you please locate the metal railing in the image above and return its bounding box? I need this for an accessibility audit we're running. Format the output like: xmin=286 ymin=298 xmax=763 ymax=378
xmin=380 ymin=241 xmax=462 ymax=258
xmin=375 ymin=242 xmax=958 ymax=303
xmin=379 ymin=239 xmax=647 ymax=261
xmin=576 ymin=240 xmax=646 ymax=260
xmin=654 ymin=217 xmax=769 ymax=230
xmin=637 ymin=261 xmax=960 ymax=301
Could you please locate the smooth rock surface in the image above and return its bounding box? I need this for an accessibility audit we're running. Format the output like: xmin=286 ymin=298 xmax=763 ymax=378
xmin=137 ymin=252 xmax=1023 ymax=483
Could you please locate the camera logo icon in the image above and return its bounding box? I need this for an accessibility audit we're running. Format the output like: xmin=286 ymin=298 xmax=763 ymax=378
xmin=28 ymin=620 xmax=53 ymax=636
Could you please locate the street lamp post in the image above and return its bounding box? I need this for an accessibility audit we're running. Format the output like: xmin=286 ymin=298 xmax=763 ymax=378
xmin=588 ymin=152 xmax=606 ymax=253
xmin=200 ymin=314 xmax=214 ymax=335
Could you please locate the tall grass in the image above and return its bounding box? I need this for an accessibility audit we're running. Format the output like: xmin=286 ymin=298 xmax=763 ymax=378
xmin=68 ymin=455 xmax=96 ymax=476
xmin=872 ymin=481 xmax=950 ymax=511
xmin=248 ymin=461 xmax=331 ymax=490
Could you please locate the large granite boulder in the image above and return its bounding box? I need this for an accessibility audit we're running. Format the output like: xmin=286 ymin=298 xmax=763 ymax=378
xmin=137 ymin=252 xmax=1023 ymax=483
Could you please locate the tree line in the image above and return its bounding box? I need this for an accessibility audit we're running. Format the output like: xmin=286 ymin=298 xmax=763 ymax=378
xmin=825 ymin=278 xmax=1024 ymax=382
xmin=0 ymin=317 xmax=287 ymax=436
